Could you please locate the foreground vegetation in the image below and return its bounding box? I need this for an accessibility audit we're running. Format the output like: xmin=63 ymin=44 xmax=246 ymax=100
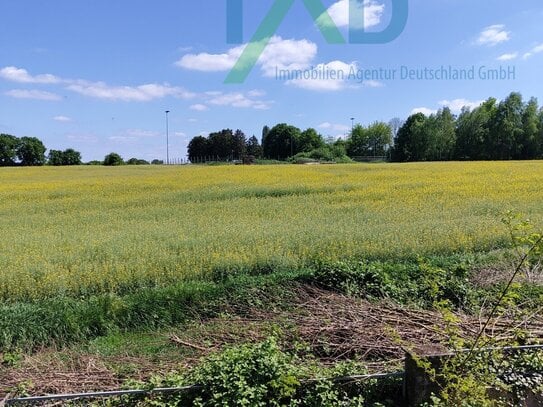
xmin=2 ymin=162 xmax=543 ymax=405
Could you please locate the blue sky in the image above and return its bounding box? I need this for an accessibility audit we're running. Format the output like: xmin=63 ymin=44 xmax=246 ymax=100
xmin=0 ymin=0 xmax=542 ymax=162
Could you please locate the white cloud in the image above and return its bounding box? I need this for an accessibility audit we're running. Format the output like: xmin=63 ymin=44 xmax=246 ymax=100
xmin=438 ymin=99 xmax=484 ymax=114
xmin=411 ymin=107 xmax=437 ymax=116
xmin=66 ymin=134 xmax=98 ymax=143
xmin=177 ymin=46 xmax=244 ymax=72
xmin=5 ymin=89 xmax=62 ymax=101
xmin=317 ymin=0 xmax=385 ymax=29
xmin=53 ymin=115 xmax=72 ymax=122
xmin=0 ymin=66 xmax=61 ymax=84
xmin=109 ymin=136 xmax=137 ymax=143
xmin=247 ymin=89 xmax=266 ymax=98
xmin=523 ymin=43 xmax=543 ymax=59
xmin=109 ymin=129 xmax=162 ymax=143
xmin=176 ymin=36 xmax=317 ymax=78
xmin=206 ymin=92 xmax=272 ymax=110
xmin=362 ymin=79 xmax=384 ymax=88
xmin=411 ymin=99 xmax=484 ymax=116
xmin=124 ymin=129 xmax=161 ymax=138
xmin=190 ymin=104 xmax=209 ymax=111
xmin=497 ymin=52 xmax=518 ymax=61
xmin=286 ymin=60 xmax=357 ymax=91
xmin=318 ymin=122 xmax=350 ymax=132
xmin=66 ymin=81 xmax=194 ymax=102
xmin=1 ymin=66 xmax=196 ymax=102
xmin=476 ymin=25 xmax=510 ymax=46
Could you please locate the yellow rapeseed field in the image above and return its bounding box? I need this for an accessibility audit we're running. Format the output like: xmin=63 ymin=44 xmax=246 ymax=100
xmin=0 ymin=161 xmax=542 ymax=302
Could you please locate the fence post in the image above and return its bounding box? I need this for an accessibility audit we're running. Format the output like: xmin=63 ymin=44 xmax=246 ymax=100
xmin=403 ymin=352 xmax=450 ymax=407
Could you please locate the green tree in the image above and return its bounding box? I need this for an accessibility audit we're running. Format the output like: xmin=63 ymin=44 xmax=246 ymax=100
xmin=187 ymin=136 xmax=210 ymax=162
xmin=392 ymin=113 xmax=427 ymax=162
xmin=263 ymin=123 xmax=301 ymax=160
xmin=491 ymin=92 xmax=524 ymax=160
xmin=346 ymin=124 xmax=370 ymax=157
xmin=232 ymin=129 xmax=247 ymax=159
xmin=246 ymin=135 xmax=263 ymax=158
xmin=539 ymin=108 xmax=543 ymax=157
xmin=520 ymin=97 xmax=540 ymax=159
xmin=455 ymin=99 xmax=497 ymax=160
xmin=424 ymin=108 xmax=456 ymax=161
xmin=0 ymin=134 xmax=19 ymax=166
xmin=63 ymin=148 xmax=82 ymax=165
xmin=298 ymin=128 xmax=325 ymax=153
xmin=103 ymin=152 xmax=124 ymax=166
xmin=366 ymin=121 xmax=393 ymax=157
xmin=261 ymin=125 xmax=270 ymax=149
xmin=16 ymin=137 xmax=46 ymax=166
xmin=48 ymin=149 xmax=64 ymax=166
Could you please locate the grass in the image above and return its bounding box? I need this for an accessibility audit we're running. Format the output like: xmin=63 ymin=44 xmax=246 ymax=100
xmin=1 ymin=162 xmax=543 ymax=303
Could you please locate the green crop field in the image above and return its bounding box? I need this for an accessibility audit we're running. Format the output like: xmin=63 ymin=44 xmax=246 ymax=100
xmin=1 ymin=161 xmax=542 ymax=303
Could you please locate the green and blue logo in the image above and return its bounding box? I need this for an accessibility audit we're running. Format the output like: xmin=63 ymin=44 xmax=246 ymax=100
xmin=226 ymin=0 xmax=409 ymax=83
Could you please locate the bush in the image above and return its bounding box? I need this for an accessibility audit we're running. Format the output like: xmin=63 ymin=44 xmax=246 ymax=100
xmin=104 ymin=152 xmax=124 ymax=166
xmin=126 ymin=158 xmax=150 ymax=165
xmin=310 ymin=258 xmax=476 ymax=310
xmin=121 ymin=338 xmax=366 ymax=406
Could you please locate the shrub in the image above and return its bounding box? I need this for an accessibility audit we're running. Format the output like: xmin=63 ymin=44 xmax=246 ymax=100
xmin=104 ymin=152 xmax=124 ymax=166
xmin=121 ymin=338 xmax=366 ymax=406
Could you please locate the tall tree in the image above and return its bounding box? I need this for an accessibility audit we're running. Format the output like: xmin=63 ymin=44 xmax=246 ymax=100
xmin=298 ymin=128 xmax=325 ymax=153
xmin=208 ymin=129 xmax=234 ymax=160
xmin=62 ymin=148 xmax=82 ymax=165
xmin=103 ymin=152 xmax=123 ymax=166
xmin=539 ymin=108 xmax=543 ymax=157
xmin=520 ymin=97 xmax=540 ymax=159
xmin=0 ymin=134 xmax=19 ymax=166
xmin=232 ymin=129 xmax=247 ymax=159
xmin=366 ymin=121 xmax=393 ymax=156
xmin=346 ymin=124 xmax=370 ymax=157
xmin=48 ymin=150 xmax=65 ymax=166
xmin=392 ymin=113 xmax=427 ymax=162
xmin=455 ymin=98 xmax=497 ymax=160
xmin=187 ymin=136 xmax=210 ymax=162
xmin=491 ymin=92 xmax=524 ymax=160
xmin=16 ymin=137 xmax=46 ymax=166
xmin=424 ymin=108 xmax=456 ymax=161
xmin=246 ymin=136 xmax=263 ymax=158
xmin=262 ymin=123 xmax=301 ymax=159
xmin=261 ymin=125 xmax=270 ymax=148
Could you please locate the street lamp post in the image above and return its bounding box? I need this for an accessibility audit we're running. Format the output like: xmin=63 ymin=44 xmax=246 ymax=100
xmin=165 ymin=110 xmax=170 ymax=165
xmin=350 ymin=117 xmax=355 ymax=135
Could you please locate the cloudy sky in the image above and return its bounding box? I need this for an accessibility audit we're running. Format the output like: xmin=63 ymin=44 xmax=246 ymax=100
xmin=1 ymin=0 xmax=542 ymax=161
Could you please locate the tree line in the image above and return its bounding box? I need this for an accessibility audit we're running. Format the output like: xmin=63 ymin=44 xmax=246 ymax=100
xmin=187 ymin=92 xmax=543 ymax=164
xmin=187 ymin=122 xmax=393 ymax=163
xmin=392 ymin=92 xmax=543 ymax=161
xmin=0 ymin=134 xmax=163 ymax=167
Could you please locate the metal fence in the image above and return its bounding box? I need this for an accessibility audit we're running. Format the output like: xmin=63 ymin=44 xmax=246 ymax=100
xmin=4 ymin=345 xmax=543 ymax=406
